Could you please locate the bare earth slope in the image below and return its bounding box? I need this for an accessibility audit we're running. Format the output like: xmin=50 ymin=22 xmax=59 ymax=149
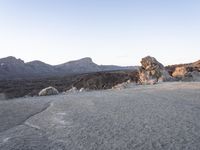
xmin=0 ymin=82 xmax=200 ymax=150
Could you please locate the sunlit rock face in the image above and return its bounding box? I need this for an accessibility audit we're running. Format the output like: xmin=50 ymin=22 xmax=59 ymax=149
xmin=172 ymin=66 xmax=200 ymax=81
xmin=172 ymin=66 xmax=188 ymax=78
xmin=139 ymin=56 xmax=172 ymax=84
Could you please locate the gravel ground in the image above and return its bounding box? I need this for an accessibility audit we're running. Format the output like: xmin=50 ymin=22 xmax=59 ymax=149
xmin=0 ymin=82 xmax=200 ymax=150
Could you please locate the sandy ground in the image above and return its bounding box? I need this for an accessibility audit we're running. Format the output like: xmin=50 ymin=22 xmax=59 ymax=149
xmin=0 ymin=82 xmax=200 ymax=150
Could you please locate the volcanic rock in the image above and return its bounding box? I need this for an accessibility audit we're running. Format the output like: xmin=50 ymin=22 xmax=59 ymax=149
xmin=172 ymin=66 xmax=200 ymax=81
xmin=172 ymin=66 xmax=188 ymax=78
xmin=139 ymin=56 xmax=172 ymax=84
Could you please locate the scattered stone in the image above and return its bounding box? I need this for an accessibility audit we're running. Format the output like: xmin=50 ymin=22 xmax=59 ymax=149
xmin=148 ymin=79 xmax=157 ymax=85
xmin=79 ymin=88 xmax=86 ymax=92
xmin=66 ymin=87 xmax=78 ymax=93
xmin=66 ymin=87 xmax=89 ymax=93
xmin=126 ymin=79 xmax=131 ymax=84
xmin=112 ymin=82 xmax=128 ymax=90
xmin=112 ymin=80 xmax=134 ymax=90
xmin=38 ymin=86 xmax=59 ymax=96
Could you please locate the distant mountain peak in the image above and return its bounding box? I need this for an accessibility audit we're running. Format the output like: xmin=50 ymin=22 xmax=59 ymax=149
xmin=0 ymin=56 xmax=136 ymax=80
xmin=79 ymin=57 xmax=93 ymax=62
xmin=67 ymin=57 xmax=93 ymax=64
xmin=0 ymin=56 xmax=24 ymax=64
xmin=27 ymin=60 xmax=50 ymax=66
xmin=4 ymin=56 xmax=16 ymax=59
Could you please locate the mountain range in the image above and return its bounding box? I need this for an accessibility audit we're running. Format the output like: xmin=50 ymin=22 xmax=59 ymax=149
xmin=0 ymin=56 xmax=137 ymax=80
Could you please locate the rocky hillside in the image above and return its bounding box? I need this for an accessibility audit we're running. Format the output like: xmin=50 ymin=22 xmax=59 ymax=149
xmin=0 ymin=56 xmax=137 ymax=80
xmin=164 ymin=60 xmax=200 ymax=82
xmin=165 ymin=60 xmax=200 ymax=76
xmin=0 ymin=70 xmax=138 ymax=99
xmin=1 ymin=55 xmax=199 ymax=99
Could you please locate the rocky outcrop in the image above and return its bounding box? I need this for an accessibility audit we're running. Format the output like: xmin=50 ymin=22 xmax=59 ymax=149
xmin=171 ymin=66 xmax=200 ymax=81
xmin=139 ymin=56 xmax=172 ymax=84
xmin=172 ymin=66 xmax=188 ymax=78
xmin=0 ymin=70 xmax=138 ymax=99
xmin=166 ymin=59 xmax=200 ymax=81
xmin=165 ymin=60 xmax=200 ymax=76
xmin=38 ymin=86 xmax=59 ymax=96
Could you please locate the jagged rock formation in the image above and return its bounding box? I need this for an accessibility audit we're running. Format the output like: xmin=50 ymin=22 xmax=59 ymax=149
xmin=172 ymin=67 xmax=200 ymax=81
xmin=166 ymin=60 xmax=200 ymax=81
xmin=165 ymin=60 xmax=200 ymax=76
xmin=139 ymin=56 xmax=172 ymax=84
xmin=38 ymin=86 xmax=59 ymax=96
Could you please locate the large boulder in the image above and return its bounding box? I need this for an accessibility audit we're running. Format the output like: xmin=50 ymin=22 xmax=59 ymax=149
xmin=39 ymin=86 xmax=59 ymax=96
xmin=139 ymin=56 xmax=172 ymax=84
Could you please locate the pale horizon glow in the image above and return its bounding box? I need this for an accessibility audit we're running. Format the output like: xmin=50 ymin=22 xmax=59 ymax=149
xmin=0 ymin=0 xmax=200 ymax=66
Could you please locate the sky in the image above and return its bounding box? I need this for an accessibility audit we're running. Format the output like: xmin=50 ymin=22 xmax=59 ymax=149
xmin=0 ymin=0 xmax=200 ymax=66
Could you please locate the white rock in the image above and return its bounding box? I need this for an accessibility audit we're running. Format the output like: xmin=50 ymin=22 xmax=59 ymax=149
xmin=126 ymin=79 xmax=131 ymax=83
xmin=79 ymin=88 xmax=85 ymax=92
xmin=66 ymin=87 xmax=78 ymax=93
xmin=38 ymin=86 xmax=59 ymax=96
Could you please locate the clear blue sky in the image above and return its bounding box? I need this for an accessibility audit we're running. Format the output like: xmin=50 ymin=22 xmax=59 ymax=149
xmin=0 ymin=0 xmax=200 ymax=66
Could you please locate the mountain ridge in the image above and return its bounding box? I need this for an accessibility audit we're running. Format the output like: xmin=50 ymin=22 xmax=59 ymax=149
xmin=0 ymin=56 xmax=137 ymax=80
